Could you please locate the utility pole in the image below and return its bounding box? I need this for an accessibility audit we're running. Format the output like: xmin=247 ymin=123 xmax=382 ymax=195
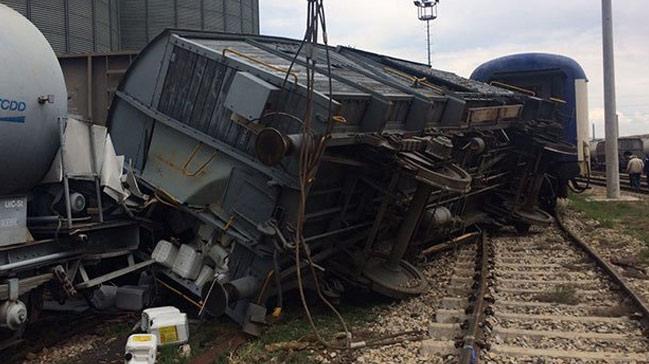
xmin=413 ymin=0 xmax=439 ymax=66
xmin=602 ymin=0 xmax=620 ymax=199
xmin=426 ymin=19 xmax=431 ymax=66
xmin=592 ymin=123 xmax=596 ymax=141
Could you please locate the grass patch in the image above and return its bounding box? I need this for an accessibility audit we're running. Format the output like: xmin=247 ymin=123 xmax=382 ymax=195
xmin=157 ymin=345 xmax=190 ymax=364
xmin=231 ymin=299 xmax=381 ymax=364
xmin=535 ymin=284 xmax=579 ymax=305
xmin=96 ymin=319 xmax=133 ymax=338
xmin=568 ymin=192 xmax=649 ymax=249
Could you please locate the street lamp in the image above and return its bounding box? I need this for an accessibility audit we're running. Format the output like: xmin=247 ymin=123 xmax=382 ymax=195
xmin=413 ymin=0 xmax=440 ymax=66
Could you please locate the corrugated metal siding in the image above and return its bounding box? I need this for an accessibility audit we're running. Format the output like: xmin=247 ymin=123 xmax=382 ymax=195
xmin=203 ymin=0 xmax=224 ymax=31
xmin=147 ymin=0 xmax=176 ymax=40
xmin=68 ymin=0 xmax=94 ymax=53
xmin=95 ymin=0 xmax=112 ymax=51
xmin=2 ymin=0 xmax=28 ymax=16
xmin=252 ymin=0 xmax=259 ymax=34
xmin=110 ymin=0 xmax=121 ymax=50
xmin=177 ymin=0 xmax=201 ymax=29
xmin=1 ymin=0 xmax=257 ymax=53
xmin=157 ymin=46 xmax=255 ymax=155
xmin=224 ymin=0 xmax=242 ymax=33
xmin=1 ymin=0 xmax=121 ymax=54
xmin=30 ymin=0 xmax=67 ymax=53
xmin=119 ymin=0 xmax=147 ymax=50
xmin=241 ymin=0 xmax=253 ymax=34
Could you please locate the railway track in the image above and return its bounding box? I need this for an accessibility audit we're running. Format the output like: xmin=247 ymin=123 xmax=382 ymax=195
xmin=578 ymin=171 xmax=649 ymax=195
xmin=421 ymin=214 xmax=649 ymax=363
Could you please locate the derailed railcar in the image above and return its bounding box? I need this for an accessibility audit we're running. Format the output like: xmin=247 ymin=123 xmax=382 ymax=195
xmin=108 ymin=30 xmax=576 ymax=334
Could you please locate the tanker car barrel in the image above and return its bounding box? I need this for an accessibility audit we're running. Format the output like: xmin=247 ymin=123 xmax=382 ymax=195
xmin=0 ymin=5 xmax=147 ymax=344
xmin=0 ymin=4 xmax=67 ymax=196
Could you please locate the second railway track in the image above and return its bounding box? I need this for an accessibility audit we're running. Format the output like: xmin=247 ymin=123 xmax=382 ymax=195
xmin=577 ymin=171 xmax=649 ymax=195
xmin=421 ymin=214 xmax=649 ymax=363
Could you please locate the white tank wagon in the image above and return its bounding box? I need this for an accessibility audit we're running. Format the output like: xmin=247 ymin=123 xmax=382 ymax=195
xmin=0 ymin=3 xmax=67 ymax=196
xmin=0 ymin=6 xmax=152 ymax=349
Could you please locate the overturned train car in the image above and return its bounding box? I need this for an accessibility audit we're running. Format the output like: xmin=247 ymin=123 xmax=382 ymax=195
xmin=108 ymin=30 xmax=577 ymax=334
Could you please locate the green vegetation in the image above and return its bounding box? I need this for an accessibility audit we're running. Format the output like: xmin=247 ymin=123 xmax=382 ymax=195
xmin=535 ymin=284 xmax=579 ymax=305
xmin=151 ymin=299 xmax=381 ymax=364
xmin=158 ymin=345 xmax=190 ymax=364
xmin=156 ymin=317 xmax=241 ymax=364
xmin=231 ymin=301 xmax=380 ymax=363
xmin=568 ymin=192 xmax=649 ymax=250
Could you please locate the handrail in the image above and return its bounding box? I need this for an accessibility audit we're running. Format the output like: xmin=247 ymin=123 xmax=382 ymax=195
xmin=182 ymin=142 xmax=219 ymax=177
xmin=489 ymin=81 xmax=536 ymax=96
xmin=383 ymin=67 xmax=444 ymax=94
xmin=222 ymin=48 xmax=299 ymax=86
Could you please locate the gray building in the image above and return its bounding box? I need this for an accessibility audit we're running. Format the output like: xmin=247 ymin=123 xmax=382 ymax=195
xmin=2 ymin=0 xmax=260 ymax=124
xmin=1 ymin=0 xmax=260 ymax=54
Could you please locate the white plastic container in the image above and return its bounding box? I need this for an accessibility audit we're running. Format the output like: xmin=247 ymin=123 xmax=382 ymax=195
xmin=172 ymin=244 xmax=202 ymax=279
xmin=148 ymin=311 xmax=189 ymax=346
xmin=141 ymin=306 xmax=181 ymax=332
xmin=124 ymin=334 xmax=157 ymax=364
xmin=151 ymin=240 xmax=178 ymax=268
xmin=195 ymin=265 xmax=215 ymax=288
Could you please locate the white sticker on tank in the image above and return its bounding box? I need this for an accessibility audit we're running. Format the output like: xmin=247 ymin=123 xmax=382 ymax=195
xmin=0 ymin=218 xmax=19 ymax=228
xmin=4 ymin=199 xmax=24 ymax=209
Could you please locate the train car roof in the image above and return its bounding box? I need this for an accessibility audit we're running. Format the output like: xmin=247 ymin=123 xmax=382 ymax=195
xmin=470 ymin=53 xmax=588 ymax=82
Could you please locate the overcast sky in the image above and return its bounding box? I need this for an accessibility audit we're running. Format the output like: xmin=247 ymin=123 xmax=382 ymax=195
xmin=260 ymin=0 xmax=649 ymax=138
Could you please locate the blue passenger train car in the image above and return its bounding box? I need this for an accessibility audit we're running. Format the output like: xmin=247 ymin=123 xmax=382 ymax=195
xmin=471 ymin=53 xmax=589 ymax=174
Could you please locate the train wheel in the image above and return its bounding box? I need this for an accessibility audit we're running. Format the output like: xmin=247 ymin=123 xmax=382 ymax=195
xmin=0 ymin=287 xmax=44 ymax=351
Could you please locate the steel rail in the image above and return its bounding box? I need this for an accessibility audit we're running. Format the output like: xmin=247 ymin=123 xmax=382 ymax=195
xmin=459 ymin=232 xmax=489 ymax=364
xmin=556 ymin=211 xmax=649 ymax=328
xmin=576 ymin=176 xmax=649 ymax=195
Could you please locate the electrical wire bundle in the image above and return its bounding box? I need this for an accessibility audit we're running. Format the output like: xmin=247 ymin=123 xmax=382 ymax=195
xmin=280 ymin=0 xmax=354 ymax=350
xmin=278 ymin=0 xmax=433 ymax=352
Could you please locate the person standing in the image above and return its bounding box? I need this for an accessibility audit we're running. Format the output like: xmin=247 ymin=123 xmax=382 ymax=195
xmin=626 ymin=154 xmax=644 ymax=192
xmin=644 ymin=154 xmax=649 ymax=188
